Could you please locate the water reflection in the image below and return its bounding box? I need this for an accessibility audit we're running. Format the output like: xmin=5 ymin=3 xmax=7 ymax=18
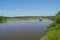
xmin=0 ymin=20 xmax=7 ymax=24
xmin=39 ymin=19 xmax=43 ymax=22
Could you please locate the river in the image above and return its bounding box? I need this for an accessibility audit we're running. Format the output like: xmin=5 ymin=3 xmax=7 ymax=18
xmin=0 ymin=20 xmax=52 ymax=40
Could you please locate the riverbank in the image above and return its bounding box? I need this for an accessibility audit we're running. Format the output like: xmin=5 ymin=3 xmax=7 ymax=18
xmin=0 ymin=16 xmax=54 ymax=20
xmin=40 ymin=23 xmax=60 ymax=40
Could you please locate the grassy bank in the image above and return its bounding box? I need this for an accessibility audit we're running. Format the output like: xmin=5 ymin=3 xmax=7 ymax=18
xmin=40 ymin=23 xmax=60 ymax=40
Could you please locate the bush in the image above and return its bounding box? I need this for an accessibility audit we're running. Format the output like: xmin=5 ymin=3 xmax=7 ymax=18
xmin=54 ymin=15 xmax=60 ymax=24
xmin=0 ymin=17 xmax=3 ymax=21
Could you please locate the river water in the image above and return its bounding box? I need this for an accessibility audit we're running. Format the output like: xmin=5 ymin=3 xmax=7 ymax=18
xmin=0 ymin=20 xmax=52 ymax=40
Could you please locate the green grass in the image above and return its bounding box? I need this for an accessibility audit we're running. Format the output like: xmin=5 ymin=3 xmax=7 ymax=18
xmin=45 ymin=25 xmax=58 ymax=40
xmin=40 ymin=23 xmax=60 ymax=40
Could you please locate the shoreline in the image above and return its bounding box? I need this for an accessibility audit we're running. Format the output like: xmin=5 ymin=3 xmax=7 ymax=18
xmin=40 ymin=23 xmax=60 ymax=40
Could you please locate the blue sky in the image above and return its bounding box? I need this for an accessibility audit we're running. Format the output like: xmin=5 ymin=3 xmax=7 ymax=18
xmin=0 ymin=0 xmax=60 ymax=17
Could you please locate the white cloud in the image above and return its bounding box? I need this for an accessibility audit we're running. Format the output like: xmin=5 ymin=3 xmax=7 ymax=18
xmin=16 ymin=8 xmax=20 ymax=11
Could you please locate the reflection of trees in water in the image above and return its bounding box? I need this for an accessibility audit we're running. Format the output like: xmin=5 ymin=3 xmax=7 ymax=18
xmin=0 ymin=20 xmax=7 ymax=24
xmin=39 ymin=19 xmax=43 ymax=22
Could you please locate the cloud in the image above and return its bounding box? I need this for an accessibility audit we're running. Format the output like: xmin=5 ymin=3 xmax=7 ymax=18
xmin=16 ymin=8 xmax=20 ymax=11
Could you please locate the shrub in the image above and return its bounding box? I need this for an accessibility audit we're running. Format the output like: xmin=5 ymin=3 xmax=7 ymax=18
xmin=54 ymin=15 xmax=60 ymax=24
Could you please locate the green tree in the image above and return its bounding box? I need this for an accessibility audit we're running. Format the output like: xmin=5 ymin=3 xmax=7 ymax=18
xmin=0 ymin=16 xmax=3 ymax=21
xmin=54 ymin=11 xmax=60 ymax=24
xmin=56 ymin=11 xmax=60 ymax=16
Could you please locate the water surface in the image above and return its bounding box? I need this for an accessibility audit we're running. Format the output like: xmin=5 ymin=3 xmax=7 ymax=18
xmin=0 ymin=20 xmax=52 ymax=40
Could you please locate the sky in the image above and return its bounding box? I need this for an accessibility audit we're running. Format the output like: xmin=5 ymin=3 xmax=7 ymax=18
xmin=0 ymin=0 xmax=60 ymax=17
